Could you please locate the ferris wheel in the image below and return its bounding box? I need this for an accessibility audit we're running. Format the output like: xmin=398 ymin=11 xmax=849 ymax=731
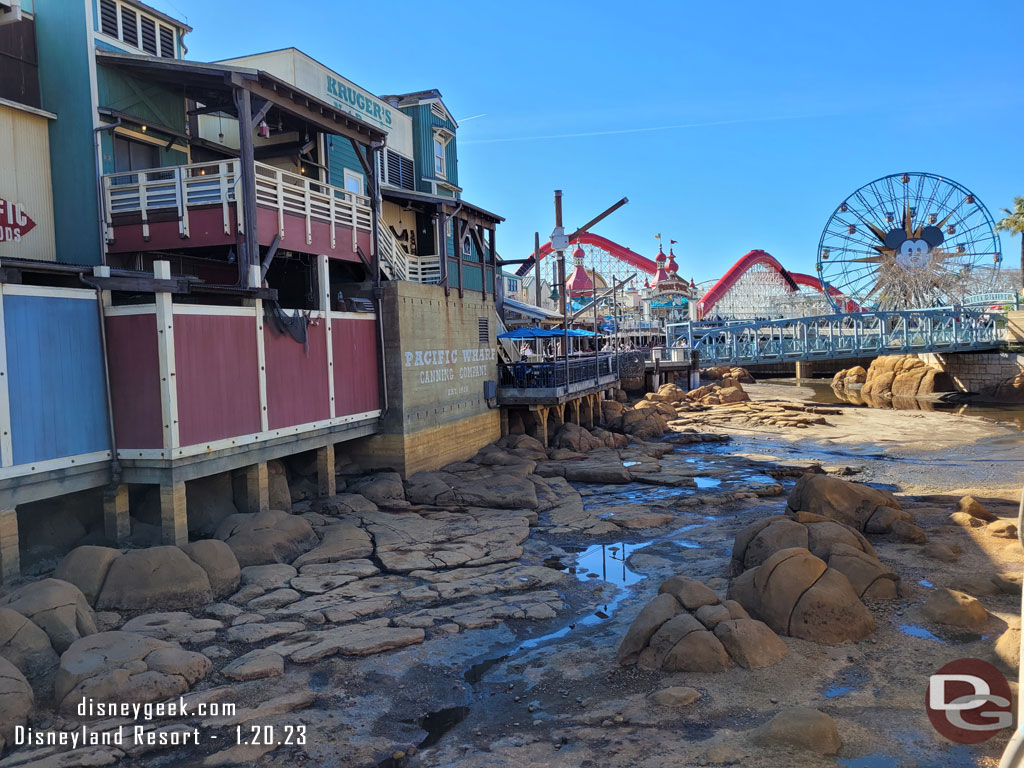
xmin=816 ymin=172 xmax=1002 ymax=311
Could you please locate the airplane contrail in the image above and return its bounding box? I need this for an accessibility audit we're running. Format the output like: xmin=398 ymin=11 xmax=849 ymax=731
xmin=460 ymin=111 xmax=843 ymax=145
xmin=456 ymin=113 xmax=487 ymax=122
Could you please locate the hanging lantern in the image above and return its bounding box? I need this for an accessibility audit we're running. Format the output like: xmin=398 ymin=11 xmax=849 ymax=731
xmin=549 ymin=286 xmax=560 ymax=301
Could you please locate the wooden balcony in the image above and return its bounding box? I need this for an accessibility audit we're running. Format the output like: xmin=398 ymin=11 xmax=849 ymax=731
xmin=102 ymin=160 xmax=372 ymax=264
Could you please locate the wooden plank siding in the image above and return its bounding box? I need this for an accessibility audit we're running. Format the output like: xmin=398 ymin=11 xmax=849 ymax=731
xmin=263 ymin=319 xmax=330 ymax=430
xmin=4 ymin=292 xmax=110 ymax=465
xmin=172 ymin=312 xmax=262 ymax=446
xmin=104 ymin=311 xmax=163 ymax=450
xmin=332 ymin=316 xmax=379 ymax=417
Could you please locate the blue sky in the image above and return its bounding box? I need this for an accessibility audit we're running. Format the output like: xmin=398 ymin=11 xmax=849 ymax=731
xmin=158 ymin=0 xmax=1024 ymax=283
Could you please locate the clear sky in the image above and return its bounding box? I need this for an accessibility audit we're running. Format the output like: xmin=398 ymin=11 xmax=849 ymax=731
xmin=156 ymin=0 xmax=1024 ymax=283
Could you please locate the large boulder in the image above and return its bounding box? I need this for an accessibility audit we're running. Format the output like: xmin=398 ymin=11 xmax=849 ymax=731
xmin=955 ymin=496 xmax=997 ymax=522
xmin=54 ymin=545 xmax=122 ymax=605
xmin=404 ymin=471 xmax=538 ymax=510
xmin=0 ymin=656 xmax=33 ymax=745
xmin=619 ymin=577 xmax=787 ymax=672
xmin=96 ymin=547 xmax=213 ymax=611
xmin=346 ymin=473 xmax=406 ymax=506
xmin=922 ymin=588 xmax=989 ymax=629
xmin=729 ymin=548 xmax=875 ymax=644
xmin=787 ymin=473 xmax=911 ymax=533
xmin=752 ymin=707 xmax=841 ymax=754
xmin=551 ymin=423 xmax=605 ymax=453
xmin=53 ymin=631 xmax=210 ymax=714
xmin=0 ymin=607 xmax=59 ymax=678
xmin=826 ymin=543 xmax=899 ymax=600
xmin=0 ymin=579 xmax=97 ymax=653
xmin=292 ymin=522 xmax=373 ymax=568
xmin=180 ymin=539 xmax=241 ymax=599
xmin=215 ymin=509 xmax=319 ymax=567
xmin=859 ymin=356 xmax=953 ymax=399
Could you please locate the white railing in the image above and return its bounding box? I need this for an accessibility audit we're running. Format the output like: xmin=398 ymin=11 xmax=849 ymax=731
xmin=407 ymin=254 xmax=442 ymax=284
xmin=103 ymin=160 xmax=243 ymax=242
xmin=375 ymin=216 xmax=407 ymax=281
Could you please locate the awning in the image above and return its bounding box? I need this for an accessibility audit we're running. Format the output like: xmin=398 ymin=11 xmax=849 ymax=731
xmin=380 ymin=187 xmax=504 ymax=224
xmin=503 ymin=297 xmax=562 ymax=321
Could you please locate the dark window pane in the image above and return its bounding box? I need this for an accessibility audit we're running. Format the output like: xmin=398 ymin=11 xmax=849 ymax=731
xmin=100 ymin=0 xmax=118 ymax=36
xmin=159 ymin=25 xmax=174 ymax=57
xmin=140 ymin=17 xmax=157 ymax=54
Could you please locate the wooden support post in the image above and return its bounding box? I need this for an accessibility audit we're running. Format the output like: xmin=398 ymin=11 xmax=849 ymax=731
xmin=795 ymin=361 xmax=814 ymax=379
xmin=0 ymin=506 xmax=19 ymax=584
xmin=232 ymin=87 xmax=261 ymax=286
xmin=317 ymin=444 xmax=336 ymax=499
xmin=159 ymin=479 xmax=188 ymax=546
xmin=535 ymin=407 xmax=549 ymax=448
xmin=500 ymin=408 xmax=509 ymax=437
xmin=568 ymin=399 xmax=580 ymax=426
xmin=244 ymin=462 xmax=270 ymax=513
xmin=103 ymin=485 xmax=130 ymax=543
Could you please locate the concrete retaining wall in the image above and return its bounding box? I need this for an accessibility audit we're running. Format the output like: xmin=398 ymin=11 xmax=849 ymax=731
xmin=358 ymin=282 xmax=500 ymax=476
xmin=916 ymin=351 xmax=1024 ymax=393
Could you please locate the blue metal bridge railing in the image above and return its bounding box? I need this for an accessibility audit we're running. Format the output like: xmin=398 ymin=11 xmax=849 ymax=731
xmin=667 ymin=309 xmax=1003 ymax=367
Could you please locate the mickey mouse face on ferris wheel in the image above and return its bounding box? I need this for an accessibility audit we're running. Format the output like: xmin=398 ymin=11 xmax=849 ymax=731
xmin=883 ymin=225 xmax=945 ymax=270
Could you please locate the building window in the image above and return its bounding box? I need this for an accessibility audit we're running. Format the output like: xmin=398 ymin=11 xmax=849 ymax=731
xmin=507 ymin=278 xmax=518 ymax=293
xmin=433 ymin=137 xmax=445 ymax=178
xmin=343 ymin=170 xmax=362 ymax=196
xmin=98 ymin=0 xmax=178 ymax=58
xmin=462 ymin=237 xmax=472 ymax=257
xmin=113 ymin=135 xmax=159 ymax=173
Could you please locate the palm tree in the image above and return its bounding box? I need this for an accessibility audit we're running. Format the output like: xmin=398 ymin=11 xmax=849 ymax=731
xmin=996 ymin=196 xmax=1024 ymax=292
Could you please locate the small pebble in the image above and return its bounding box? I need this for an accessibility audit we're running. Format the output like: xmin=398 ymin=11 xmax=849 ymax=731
xmin=614 ymin=715 xmax=624 ymax=724
xmin=601 ymin=719 xmax=613 ymax=728
xmin=391 ymin=752 xmax=405 ymax=761
xmin=769 ymin=697 xmax=778 ymax=704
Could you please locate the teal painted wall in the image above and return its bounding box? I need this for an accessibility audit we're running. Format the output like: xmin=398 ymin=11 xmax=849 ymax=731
xmin=34 ymin=0 xmax=101 ymax=265
xmin=401 ymin=103 xmax=459 ymax=195
xmin=326 ymin=134 xmax=366 ymax=191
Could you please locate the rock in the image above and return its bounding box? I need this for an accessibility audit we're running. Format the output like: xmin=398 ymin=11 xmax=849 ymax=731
xmin=221 ymin=649 xmax=284 ymax=681
xmin=293 ymin=522 xmax=373 ymax=567
xmin=827 ymin=543 xmax=899 ymax=599
xmin=53 ymin=546 xmax=122 ymax=606
xmin=181 ymin=540 xmax=241 ymax=599
xmin=599 ymin=505 xmax=675 ymax=530
xmin=922 ymin=588 xmax=989 ymax=629
xmin=268 ymin=619 xmax=424 ymax=662
xmin=0 ymin=607 xmax=59 ymax=678
xmin=923 ymin=542 xmax=959 ymax=562
xmin=988 ymin=520 xmax=1018 ymax=539
xmin=714 ymin=618 xmax=788 ymax=669
xmin=120 ymin=612 xmax=223 ymax=643
xmin=993 ymin=572 xmax=1023 ymax=595
xmin=96 ymin=547 xmax=213 ymax=611
xmin=316 ymin=493 xmax=378 ymax=516
xmin=722 ymin=599 xmax=750 ymax=620
xmin=648 ymin=686 xmax=701 ymax=707
xmin=890 ymin=519 xmax=927 ymax=544
xmin=215 ymin=509 xmax=319 ymax=567
xmin=1 ymin=578 xmax=97 ymax=653
xmin=752 ymin=707 xmax=841 ymax=754
xmin=717 ymin=386 xmax=749 ymax=404
xmin=54 ymin=631 xmax=210 ymax=713
xmin=616 ymin=593 xmax=679 ymax=665
xmin=223 ymin=621 xmax=304 ymax=644
xmin=346 ymin=472 xmax=406 ymax=506
xmin=0 ymin=656 xmax=33 ymax=744
xmin=949 ymin=511 xmax=984 ymax=528
xmin=735 ymin=548 xmax=875 ymax=644
xmin=662 ymin=629 xmax=730 ymax=672
xmin=787 ymin=473 xmax=904 ymax=532
xmin=241 ymin=564 xmax=298 ymax=589
xmin=695 ymin=603 xmax=732 ymax=630
xmin=731 ymin=517 xmax=808 ymax=574
xmin=659 ymin=576 xmax=720 ymax=611
xmin=552 ymin=423 xmax=605 ymax=453
xmin=637 ymin=612 xmax=705 ymax=670
xmin=955 ymin=496 xmax=997 ymax=522
xmin=994 ymin=625 xmax=1020 ymax=674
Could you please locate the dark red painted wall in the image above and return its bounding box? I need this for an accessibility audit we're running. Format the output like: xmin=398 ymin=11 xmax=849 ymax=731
xmin=107 ymin=206 xmax=238 ymax=253
xmin=332 ymin=317 xmax=380 ymax=416
xmin=104 ymin=313 xmax=163 ymax=450
xmin=255 ymin=208 xmax=366 ymax=263
xmin=263 ymin=319 xmax=330 ymax=429
xmin=174 ymin=313 xmax=261 ymax=446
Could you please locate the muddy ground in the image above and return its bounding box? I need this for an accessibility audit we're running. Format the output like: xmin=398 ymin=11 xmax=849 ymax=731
xmin=7 ymin=381 xmax=1024 ymax=768
xmin=275 ymin=382 xmax=1023 ymax=768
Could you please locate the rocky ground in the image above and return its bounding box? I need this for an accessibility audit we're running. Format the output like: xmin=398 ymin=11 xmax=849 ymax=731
xmin=1 ymin=376 xmax=1023 ymax=768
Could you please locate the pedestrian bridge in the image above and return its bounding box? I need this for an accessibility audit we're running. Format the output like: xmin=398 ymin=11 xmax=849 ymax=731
xmin=667 ymin=308 xmax=1003 ymax=367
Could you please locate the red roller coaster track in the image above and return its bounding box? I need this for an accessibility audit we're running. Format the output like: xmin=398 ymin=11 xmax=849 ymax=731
xmin=697 ymin=249 xmax=854 ymax=318
xmin=514 ymin=232 xmax=657 ymax=277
